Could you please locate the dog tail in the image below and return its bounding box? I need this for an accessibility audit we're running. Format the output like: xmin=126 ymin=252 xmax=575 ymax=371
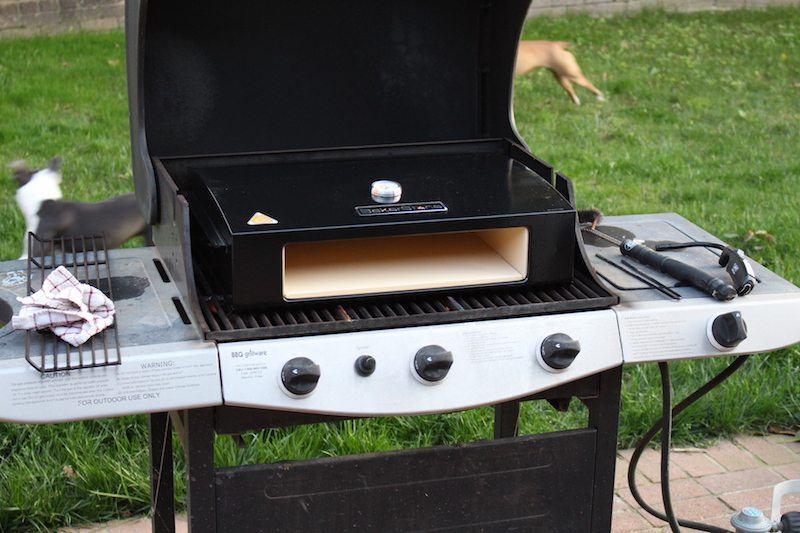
xmin=555 ymin=41 xmax=574 ymax=49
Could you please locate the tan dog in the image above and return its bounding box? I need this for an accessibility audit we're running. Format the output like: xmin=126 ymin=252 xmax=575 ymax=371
xmin=516 ymin=40 xmax=604 ymax=105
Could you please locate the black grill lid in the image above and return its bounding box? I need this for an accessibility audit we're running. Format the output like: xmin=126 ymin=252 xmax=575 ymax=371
xmin=127 ymin=0 xmax=533 ymax=222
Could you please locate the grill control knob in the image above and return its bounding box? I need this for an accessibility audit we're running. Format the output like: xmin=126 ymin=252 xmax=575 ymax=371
xmin=708 ymin=311 xmax=747 ymax=351
xmin=413 ymin=345 xmax=453 ymax=383
xmin=355 ymin=355 xmax=376 ymax=377
xmin=280 ymin=357 xmax=320 ymax=397
xmin=539 ymin=333 xmax=581 ymax=372
xmin=780 ymin=512 xmax=800 ymax=533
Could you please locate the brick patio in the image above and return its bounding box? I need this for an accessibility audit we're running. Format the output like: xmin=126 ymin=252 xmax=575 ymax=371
xmin=613 ymin=435 xmax=800 ymax=532
xmin=61 ymin=435 xmax=800 ymax=533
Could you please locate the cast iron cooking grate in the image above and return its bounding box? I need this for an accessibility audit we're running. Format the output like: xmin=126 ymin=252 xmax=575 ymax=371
xmin=198 ymin=270 xmax=616 ymax=342
xmin=24 ymin=233 xmax=121 ymax=373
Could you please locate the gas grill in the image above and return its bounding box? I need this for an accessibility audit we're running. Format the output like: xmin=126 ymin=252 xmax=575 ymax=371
xmin=124 ymin=2 xmax=625 ymax=528
xmin=0 ymin=0 xmax=799 ymax=532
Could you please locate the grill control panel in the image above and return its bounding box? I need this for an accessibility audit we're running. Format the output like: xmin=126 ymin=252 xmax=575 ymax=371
xmin=218 ymin=310 xmax=622 ymax=416
xmin=615 ymin=294 xmax=800 ymax=363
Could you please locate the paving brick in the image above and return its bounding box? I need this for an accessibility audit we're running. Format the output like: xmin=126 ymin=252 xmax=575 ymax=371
xmin=673 ymin=495 xmax=733 ymax=521
xmin=737 ymin=435 xmax=797 ymax=466
xmin=618 ymin=485 xmax=676 ymax=529
xmin=616 ymin=455 xmax=656 ymax=489
xmin=641 ymin=478 xmax=711 ymax=504
xmin=670 ymin=450 xmax=725 ymax=477
xmin=774 ymin=462 xmax=800 ymax=480
xmin=619 ymin=448 xmax=688 ymax=483
xmin=618 ymin=485 xmax=660 ymax=511
xmin=698 ymin=467 xmax=784 ymax=494
xmin=705 ymin=440 xmax=761 ymax=472
xmin=620 ymin=479 xmax=718 ymax=527
xmin=778 ymin=492 xmax=800 ymax=514
xmin=616 ymin=456 xmax=630 ymax=488
xmin=784 ymin=439 xmax=800 ymax=455
xmin=767 ymin=434 xmax=800 ymax=455
xmin=703 ymin=514 xmax=738 ymax=530
xmin=614 ymin=493 xmax=631 ymax=512
xmin=720 ymin=486 xmax=800 ymax=515
xmin=60 ymin=516 xmax=188 ymax=532
xmin=626 ymin=496 xmax=732 ymax=527
xmin=611 ymin=510 xmax=652 ymax=532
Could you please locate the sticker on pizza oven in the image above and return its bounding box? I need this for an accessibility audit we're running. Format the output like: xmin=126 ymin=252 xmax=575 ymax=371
xmin=247 ymin=212 xmax=279 ymax=225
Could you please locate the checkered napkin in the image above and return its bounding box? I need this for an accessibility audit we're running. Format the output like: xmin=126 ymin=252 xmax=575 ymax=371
xmin=11 ymin=266 xmax=115 ymax=347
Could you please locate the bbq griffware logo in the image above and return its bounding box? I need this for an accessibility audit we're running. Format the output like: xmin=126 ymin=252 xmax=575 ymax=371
xmin=247 ymin=212 xmax=278 ymax=225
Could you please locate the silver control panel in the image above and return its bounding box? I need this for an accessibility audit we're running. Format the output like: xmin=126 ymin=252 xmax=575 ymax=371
xmin=219 ymin=310 xmax=623 ymax=416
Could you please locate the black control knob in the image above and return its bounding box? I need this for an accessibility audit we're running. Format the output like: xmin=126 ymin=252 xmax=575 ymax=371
xmin=781 ymin=512 xmax=800 ymax=533
xmin=281 ymin=357 xmax=320 ymax=396
xmin=355 ymin=355 xmax=376 ymax=377
xmin=710 ymin=311 xmax=747 ymax=350
xmin=540 ymin=333 xmax=581 ymax=370
xmin=414 ymin=345 xmax=453 ymax=382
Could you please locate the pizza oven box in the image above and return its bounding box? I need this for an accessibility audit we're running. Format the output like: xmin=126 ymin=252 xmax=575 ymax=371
xmin=126 ymin=0 xmax=581 ymax=309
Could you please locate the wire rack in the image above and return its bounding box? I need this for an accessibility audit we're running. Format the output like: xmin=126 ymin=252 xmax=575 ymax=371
xmin=24 ymin=233 xmax=121 ymax=373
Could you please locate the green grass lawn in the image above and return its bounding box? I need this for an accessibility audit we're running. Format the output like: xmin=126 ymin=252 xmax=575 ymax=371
xmin=1 ymin=7 xmax=799 ymax=530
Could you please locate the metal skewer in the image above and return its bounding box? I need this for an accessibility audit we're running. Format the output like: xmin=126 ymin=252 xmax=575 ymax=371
xmin=596 ymin=254 xmax=682 ymax=300
xmin=620 ymin=259 xmax=683 ymax=299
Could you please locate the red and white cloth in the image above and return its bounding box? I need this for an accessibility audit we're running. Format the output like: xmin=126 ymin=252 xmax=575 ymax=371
xmin=12 ymin=265 xmax=115 ymax=347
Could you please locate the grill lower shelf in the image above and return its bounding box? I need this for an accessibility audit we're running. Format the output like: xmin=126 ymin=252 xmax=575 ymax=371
xmin=199 ymin=270 xmax=616 ymax=342
xmin=214 ymin=429 xmax=597 ymax=532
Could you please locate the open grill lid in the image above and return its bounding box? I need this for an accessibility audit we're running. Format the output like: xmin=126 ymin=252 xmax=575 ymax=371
xmin=126 ymin=0 xmax=533 ymax=223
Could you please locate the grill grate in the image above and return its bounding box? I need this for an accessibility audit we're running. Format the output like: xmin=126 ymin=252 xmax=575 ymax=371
xmin=198 ymin=270 xmax=616 ymax=342
xmin=24 ymin=233 xmax=121 ymax=373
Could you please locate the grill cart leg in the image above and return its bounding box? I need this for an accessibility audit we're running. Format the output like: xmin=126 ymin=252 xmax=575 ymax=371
xmin=173 ymin=409 xmax=216 ymax=533
xmin=149 ymin=412 xmax=175 ymax=533
xmin=493 ymin=400 xmax=521 ymax=438
xmin=583 ymin=365 xmax=623 ymax=533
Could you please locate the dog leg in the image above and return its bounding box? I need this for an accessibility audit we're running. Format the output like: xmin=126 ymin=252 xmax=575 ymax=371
xmin=554 ymin=73 xmax=581 ymax=105
xmin=571 ymin=75 xmax=605 ymax=101
xmin=556 ymin=50 xmax=604 ymax=102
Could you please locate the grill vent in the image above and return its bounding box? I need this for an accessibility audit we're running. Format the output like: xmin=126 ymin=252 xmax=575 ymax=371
xmin=198 ymin=271 xmax=614 ymax=342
